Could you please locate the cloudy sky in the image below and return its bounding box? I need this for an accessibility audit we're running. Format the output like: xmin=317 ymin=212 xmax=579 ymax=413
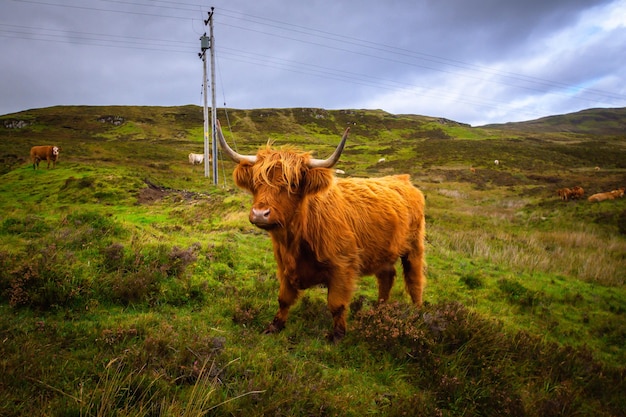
xmin=1 ymin=0 xmax=625 ymax=126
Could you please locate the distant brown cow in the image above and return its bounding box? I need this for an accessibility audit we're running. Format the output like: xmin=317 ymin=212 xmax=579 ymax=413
xmin=216 ymin=121 xmax=426 ymax=342
xmin=557 ymin=187 xmax=571 ymax=201
xmin=587 ymin=189 xmax=624 ymax=202
xmin=588 ymin=192 xmax=614 ymax=202
xmin=570 ymin=186 xmax=585 ymax=200
xmin=557 ymin=186 xmax=584 ymax=201
xmin=588 ymin=188 xmax=624 ymax=202
xmin=30 ymin=146 xmax=60 ymax=169
xmin=611 ymin=188 xmax=625 ymax=198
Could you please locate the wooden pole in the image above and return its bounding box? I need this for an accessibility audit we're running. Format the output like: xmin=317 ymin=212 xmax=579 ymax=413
xmin=209 ymin=7 xmax=218 ymax=185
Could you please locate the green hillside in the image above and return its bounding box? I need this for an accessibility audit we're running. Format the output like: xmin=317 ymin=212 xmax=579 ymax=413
xmin=483 ymin=107 xmax=626 ymax=136
xmin=0 ymin=105 xmax=625 ymax=416
xmin=3 ymin=105 xmax=626 ymax=185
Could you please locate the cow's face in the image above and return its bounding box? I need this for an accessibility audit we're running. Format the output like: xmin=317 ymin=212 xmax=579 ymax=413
xmin=52 ymin=146 xmax=59 ymax=157
xmin=234 ymin=148 xmax=334 ymax=230
xmin=216 ymin=122 xmax=349 ymax=230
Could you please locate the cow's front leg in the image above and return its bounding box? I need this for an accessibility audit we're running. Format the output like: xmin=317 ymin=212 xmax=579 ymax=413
xmin=264 ymin=276 xmax=300 ymax=334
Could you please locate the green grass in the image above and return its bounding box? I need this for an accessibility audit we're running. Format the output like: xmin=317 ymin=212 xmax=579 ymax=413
xmin=0 ymin=105 xmax=625 ymax=416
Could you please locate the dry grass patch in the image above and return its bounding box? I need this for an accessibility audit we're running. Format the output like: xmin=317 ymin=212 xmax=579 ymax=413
xmin=430 ymin=225 xmax=625 ymax=286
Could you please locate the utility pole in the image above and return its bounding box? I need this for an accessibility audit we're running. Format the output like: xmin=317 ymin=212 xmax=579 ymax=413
xmin=199 ymin=30 xmax=210 ymax=178
xmin=199 ymin=7 xmax=217 ymax=184
xmin=209 ymin=8 xmax=218 ymax=185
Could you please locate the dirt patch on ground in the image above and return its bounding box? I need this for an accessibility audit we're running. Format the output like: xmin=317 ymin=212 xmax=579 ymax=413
xmin=137 ymin=179 xmax=208 ymax=204
xmin=137 ymin=185 xmax=166 ymax=204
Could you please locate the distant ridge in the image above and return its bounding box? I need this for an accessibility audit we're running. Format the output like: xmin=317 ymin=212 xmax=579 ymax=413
xmin=482 ymin=107 xmax=626 ymax=135
xmin=2 ymin=105 xmax=626 ymax=138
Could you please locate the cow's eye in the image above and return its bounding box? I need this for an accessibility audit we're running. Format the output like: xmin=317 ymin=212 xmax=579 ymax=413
xmin=288 ymin=183 xmax=300 ymax=194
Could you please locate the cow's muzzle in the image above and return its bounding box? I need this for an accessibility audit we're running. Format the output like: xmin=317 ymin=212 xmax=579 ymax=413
xmin=250 ymin=207 xmax=276 ymax=230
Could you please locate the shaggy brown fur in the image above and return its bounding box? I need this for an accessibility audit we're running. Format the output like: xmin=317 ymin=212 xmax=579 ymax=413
xmin=232 ymin=144 xmax=426 ymax=342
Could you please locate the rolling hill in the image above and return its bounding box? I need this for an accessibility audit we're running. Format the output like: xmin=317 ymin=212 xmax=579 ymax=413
xmin=483 ymin=106 xmax=626 ymax=135
xmin=2 ymin=105 xmax=626 ymax=173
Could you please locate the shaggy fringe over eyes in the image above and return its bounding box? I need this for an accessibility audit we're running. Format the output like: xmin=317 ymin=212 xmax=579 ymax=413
xmin=254 ymin=145 xmax=312 ymax=191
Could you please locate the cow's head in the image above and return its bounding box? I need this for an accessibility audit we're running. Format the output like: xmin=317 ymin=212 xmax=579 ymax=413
xmin=52 ymin=146 xmax=60 ymax=157
xmin=217 ymin=121 xmax=349 ymax=230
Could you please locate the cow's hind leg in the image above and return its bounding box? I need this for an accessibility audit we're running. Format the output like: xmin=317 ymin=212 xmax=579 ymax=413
xmin=264 ymin=278 xmax=299 ymax=334
xmin=326 ymin=276 xmax=356 ymax=343
xmin=375 ymin=264 xmax=396 ymax=302
xmin=401 ymin=249 xmax=425 ymax=307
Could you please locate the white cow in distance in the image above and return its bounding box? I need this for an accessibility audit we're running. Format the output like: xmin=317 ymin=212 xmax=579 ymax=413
xmin=189 ymin=153 xmax=204 ymax=165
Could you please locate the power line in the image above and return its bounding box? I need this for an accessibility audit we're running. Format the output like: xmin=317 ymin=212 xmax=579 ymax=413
xmin=10 ymin=0 xmax=624 ymax=104
xmin=214 ymin=51 xmax=548 ymax=120
xmin=0 ymin=22 xmax=194 ymax=49
xmin=3 ymin=1 xmax=625 ymax=119
xmin=216 ymin=20 xmax=625 ymax=109
xmin=0 ymin=29 xmax=195 ymax=54
xmin=2 ymin=18 xmax=543 ymax=117
xmin=0 ymin=21 xmax=614 ymax=120
xmin=215 ymin=7 xmax=626 ymax=103
xmin=10 ymin=0 xmax=195 ymax=20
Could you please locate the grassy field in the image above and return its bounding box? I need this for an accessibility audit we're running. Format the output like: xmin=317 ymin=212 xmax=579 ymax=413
xmin=0 ymin=105 xmax=625 ymax=416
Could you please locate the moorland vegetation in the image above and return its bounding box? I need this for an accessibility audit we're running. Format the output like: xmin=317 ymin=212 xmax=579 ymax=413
xmin=1 ymin=105 xmax=625 ymax=416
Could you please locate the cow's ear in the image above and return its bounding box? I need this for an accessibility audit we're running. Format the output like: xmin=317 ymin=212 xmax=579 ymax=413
xmin=233 ymin=164 xmax=254 ymax=192
xmin=303 ymin=168 xmax=333 ymax=195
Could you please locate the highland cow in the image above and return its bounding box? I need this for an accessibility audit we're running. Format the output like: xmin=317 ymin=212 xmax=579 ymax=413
xmin=216 ymin=121 xmax=426 ymax=342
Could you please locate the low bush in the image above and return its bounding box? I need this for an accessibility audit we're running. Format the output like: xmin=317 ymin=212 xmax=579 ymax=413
xmin=349 ymin=301 xmax=626 ymax=417
xmin=1 ymin=244 xmax=89 ymax=310
xmin=459 ymin=273 xmax=484 ymax=289
xmin=98 ymin=241 xmax=203 ymax=306
xmin=497 ymin=278 xmax=545 ymax=307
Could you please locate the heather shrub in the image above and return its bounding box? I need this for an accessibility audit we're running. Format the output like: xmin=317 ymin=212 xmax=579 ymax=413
xmin=3 ymin=244 xmax=89 ymax=310
xmin=132 ymin=324 xmax=226 ymax=385
xmin=107 ymin=266 xmax=163 ymax=305
xmin=232 ymin=301 xmax=263 ymax=327
xmin=65 ymin=210 xmax=124 ymax=239
xmin=165 ymin=243 xmax=200 ymax=279
xmin=349 ymin=301 xmax=475 ymax=352
xmin=350 ymin=301 xmax=435 ymax=361
xmin=99 ymin=242 xmax=203 ymax=306
xmin=207 ymin=242 xmax=236 ymax=268
xmin=351 ymin=300 xmax=626 ymax=416
xmin=101 ymin=242 xmax=125 ymax=272
xmin=99 ymin=243 xmax=166 ymax=305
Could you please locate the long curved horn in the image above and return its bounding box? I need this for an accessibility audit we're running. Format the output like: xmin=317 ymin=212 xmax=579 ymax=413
xmin=216 ymin=120 xmax=257 ymax=164
xmin=307 ymin=127 xmax=350 ymax=169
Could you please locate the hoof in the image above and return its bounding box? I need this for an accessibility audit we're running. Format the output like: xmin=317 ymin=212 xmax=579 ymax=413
xmin=326 ymin=328 xmax=346 ymax=344
xmin=262 ymin=318 xmax=285 ymax=334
